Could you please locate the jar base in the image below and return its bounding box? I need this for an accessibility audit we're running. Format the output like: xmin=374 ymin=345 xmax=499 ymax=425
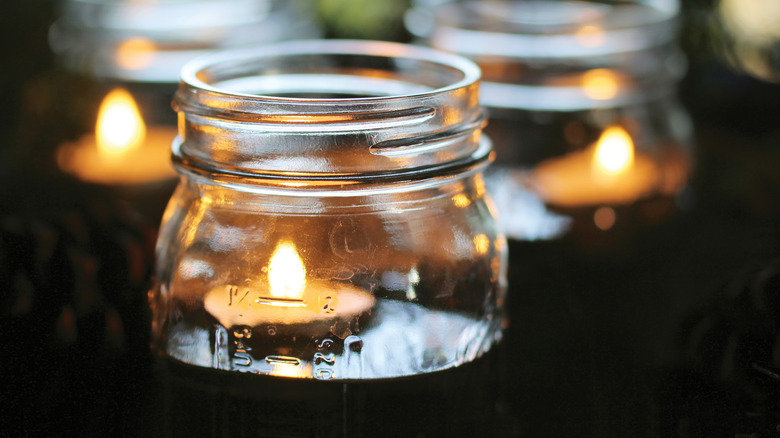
xmin=155 ymin=345 xmax=513 ymax=438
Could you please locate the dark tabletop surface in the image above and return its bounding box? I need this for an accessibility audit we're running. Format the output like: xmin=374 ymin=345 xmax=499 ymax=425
xmin=2 ymin=1 xmax=780 ymax=437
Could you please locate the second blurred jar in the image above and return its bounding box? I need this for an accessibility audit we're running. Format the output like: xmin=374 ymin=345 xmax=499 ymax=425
xmin=45 ymin=0 xmax=320 ymax=221
xmin=50 ymin=0 xmax=320 ymax=84
xmin=409 ymin=0 xmax=692 ymax=243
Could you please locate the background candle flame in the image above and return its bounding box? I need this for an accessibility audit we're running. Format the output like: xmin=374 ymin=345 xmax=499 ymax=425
xmin=95 ymin=88 xmax=146 ymax=160
xmin=268 ymin=242 xmax=307 ymax=300
xmin=592 ymin=126 xmax=634 ymax=176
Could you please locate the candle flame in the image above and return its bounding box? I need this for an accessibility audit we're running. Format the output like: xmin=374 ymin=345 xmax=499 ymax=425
xmin=268 ymin=241 xmax=307 ymax=300
xmin=592 ymin=126 xmax=634 ymax=176
xmin=96 ymin=88 xmax=146 ymax=160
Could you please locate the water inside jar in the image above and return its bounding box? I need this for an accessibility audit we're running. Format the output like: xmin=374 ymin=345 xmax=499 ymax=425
xmin=165 ymin=295 xmax=501 ymax=380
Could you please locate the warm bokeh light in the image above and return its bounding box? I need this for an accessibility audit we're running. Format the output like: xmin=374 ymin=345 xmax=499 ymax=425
xmin=96 ymin=88 xmax=146 ymax=159
xmin=720 ymin=0 xmax=780 ymax=44
xmin=452 ymin=193 xmax=471 ymax=208
xmin=268 ymin=242 xmax=307 ymax=301
xmin=719 ymin=0 xmax=780 ymax=82
xmin=592 ymin=126 xmax=634 ymax=176
xmin=582 ymin=69 xmax=619 ymax=100
xmin=473 ymin=234 xmax=490 ymax=255
xmin=474 ymin=174 xmax=486 ymax=198
xmin=116 ymin=37 xmax=157 ymax=70
xmin=593 ymin=206 xmax=616 ymax=231
xmin=576 ymin=25 xmax=605 ymax=48
xmin=268 ymin=357 xmax=308 ymax=378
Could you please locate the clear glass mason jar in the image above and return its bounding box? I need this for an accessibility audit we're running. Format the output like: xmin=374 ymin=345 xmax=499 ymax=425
xmin=42 ymin=1 xmax=321 ymax=223
xmin=150 ymin=40 xmax=506 ymax=381
xmin=411 ymin=0 xmax=693 ymax=242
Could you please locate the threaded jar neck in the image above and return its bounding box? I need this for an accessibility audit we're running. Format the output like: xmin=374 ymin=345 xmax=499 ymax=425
xmin=172 ymin=40 xmax=490 ymax=187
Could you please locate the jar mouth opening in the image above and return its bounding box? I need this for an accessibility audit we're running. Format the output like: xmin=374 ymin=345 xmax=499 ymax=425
xmin=178 ymin=39 xmax=482 ymax=102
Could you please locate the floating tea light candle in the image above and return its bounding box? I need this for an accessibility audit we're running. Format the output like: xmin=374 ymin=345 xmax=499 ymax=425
xmin=204 ymin=241 xmax=375 ymax=333
xmin=531 ymin=126 xmax=659 ymax=208
xmin=56 ymin=88 xmax=177 ymax=186
xmin=415 ymin=0 xmax=692 ymax=242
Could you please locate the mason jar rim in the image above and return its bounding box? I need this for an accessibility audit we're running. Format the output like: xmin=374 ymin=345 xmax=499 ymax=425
xmin=178 ymin=39 xmax=482 ymax=102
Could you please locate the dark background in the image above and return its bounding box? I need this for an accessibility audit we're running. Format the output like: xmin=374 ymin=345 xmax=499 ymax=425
xmin=2 ymin=1 xmax=780 ymax=436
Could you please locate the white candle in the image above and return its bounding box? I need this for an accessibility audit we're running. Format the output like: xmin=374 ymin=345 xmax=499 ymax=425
xmin=57 ymin=88 xmax=177 ymax=186
xmin=530 ymin=125 xmax=660 ymax=207
xmin=203 ymin=241 xmax=375 ymax=332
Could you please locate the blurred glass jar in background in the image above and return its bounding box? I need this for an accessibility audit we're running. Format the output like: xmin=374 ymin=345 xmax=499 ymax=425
xmin=150 ymin=40 xmax=507 ymax=435
xmin=44 ymin=0 xmax=320 ymax=221
xmin=409 ymin=0 xmax=692 ymax=245
xmin=49 ymin=0 xmax=320 ymax=84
